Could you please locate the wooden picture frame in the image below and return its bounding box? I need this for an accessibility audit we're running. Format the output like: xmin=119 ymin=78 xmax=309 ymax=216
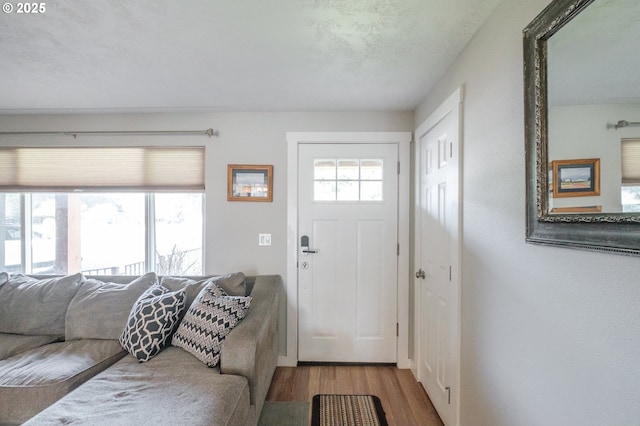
xmin=551 ymin=158 xmax=600 ymax=198
xmin=551 ymin=205 xmax=602 ymax=213
xmin=227 ymin=164 xmax=273 ymax=202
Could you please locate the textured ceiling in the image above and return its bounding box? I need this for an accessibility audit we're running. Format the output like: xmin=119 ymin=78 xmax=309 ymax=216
xmin=0 ymin=0 xmax=502 ymax=113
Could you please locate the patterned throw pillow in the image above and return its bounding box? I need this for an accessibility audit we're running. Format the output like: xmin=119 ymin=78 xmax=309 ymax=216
xmin=119 ymin=284 xmax=186 ymax=362
xmin=172 ymin=283 xmax=251 ymax=367
xmin=201 ymin=280 xmax=228 ymax=298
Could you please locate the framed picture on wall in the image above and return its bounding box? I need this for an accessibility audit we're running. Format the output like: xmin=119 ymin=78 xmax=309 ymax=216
xmin=227 ymin=164 xmax=273 ymax=202
xmin=551 ymin=158 xmax=600 ymax=198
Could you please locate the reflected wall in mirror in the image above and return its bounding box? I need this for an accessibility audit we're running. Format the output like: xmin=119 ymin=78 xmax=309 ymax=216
xmin=547 ymin=0 xmax=640 ymax=214
xmin=524 ymin=0 xmax=640 ymax=255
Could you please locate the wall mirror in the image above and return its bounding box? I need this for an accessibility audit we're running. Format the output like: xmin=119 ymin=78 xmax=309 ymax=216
xmin=524 ymin=0 xmax=640 ymax=255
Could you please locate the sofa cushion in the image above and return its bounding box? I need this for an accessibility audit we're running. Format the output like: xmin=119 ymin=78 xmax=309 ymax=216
xmin=0 ymin=333 xmax=60 ymax=360
xmin=0 ymin=339 xmax=126 ymax=425
xmin=0 ymin=273 xmax=84 ymax=336
xmin=23 ymin=346 xmax=250 ymax=426
xmin=172 ymin=282 xmax=251 ymax=367
xmin=160 ymin=274 xmax=244 ymax=300
xmin=160 ymin=276 xmax=211 ymax=308
xmin=119 ymin=285 xmax=186 ymax=362
xmin=66 ymin=272 xmax=158 ymax=340
xmin=210 ymin=272 xmax=247 ymax=296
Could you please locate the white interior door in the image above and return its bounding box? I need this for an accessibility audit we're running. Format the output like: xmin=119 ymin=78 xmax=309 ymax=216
xmin=298 ymin=143 xmax=398 ymax=363
xmin=415 ymin=89 xmax=461 ymax=426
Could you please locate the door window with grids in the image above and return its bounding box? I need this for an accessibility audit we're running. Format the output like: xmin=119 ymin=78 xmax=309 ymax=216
xmin=313 ymin=159 xmax=384 ymax=201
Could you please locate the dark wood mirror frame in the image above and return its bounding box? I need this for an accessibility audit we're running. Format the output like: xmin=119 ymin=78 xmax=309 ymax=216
xmin=524 ymin=0 xmax=640 ymax=256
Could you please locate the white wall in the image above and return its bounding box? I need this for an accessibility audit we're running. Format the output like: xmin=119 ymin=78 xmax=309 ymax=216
xmin=0 ymin=111 xmax=413 ymax=356
xmin=415 ymin=1 xmax=640 ymax=425
xmin=549 ymin=103 xmax=640 ymax=211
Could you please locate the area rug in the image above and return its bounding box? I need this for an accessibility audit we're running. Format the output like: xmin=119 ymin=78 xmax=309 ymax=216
xmin=259 ymin=401 xmax=309 ymax=426
xmin=312 ymin=394 xmax=388 ymax=426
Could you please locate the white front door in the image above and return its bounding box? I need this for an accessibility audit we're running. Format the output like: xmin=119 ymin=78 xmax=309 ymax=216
xmin=298 ymin=142 xmax=399 ymax=363
xmin=415 ymin=88 xmax=462 ymax=426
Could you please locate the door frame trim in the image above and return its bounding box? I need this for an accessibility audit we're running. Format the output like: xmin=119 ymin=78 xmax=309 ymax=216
xmin=283 ymin=132 xmax=412 ymax=367
xmin=414 ymin=87 xmax=463 ymax=426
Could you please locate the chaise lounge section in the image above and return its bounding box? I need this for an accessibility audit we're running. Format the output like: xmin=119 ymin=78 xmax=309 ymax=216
xmin=0 ymin=272 xmax=280 ymax=426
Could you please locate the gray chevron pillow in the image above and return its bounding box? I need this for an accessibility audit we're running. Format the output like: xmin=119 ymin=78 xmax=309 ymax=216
xmin=171 ymin=282 xmax=251 ymax=367
xmin=119 ymin=284 xmax=186 ymax=362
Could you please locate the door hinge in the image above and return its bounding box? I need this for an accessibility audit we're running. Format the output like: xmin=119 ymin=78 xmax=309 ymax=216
xmin=450 ymin=142 xmax=453 ymax=158
xmin=397 ymin=161 xmax=400 ymax=175
xmin=396 ymin=323 xmax=399 ymax=337
xmin=446 ymin=386 xmax=451 ymax=404
xmin=397 ymin=243 xmax=400 ymax=256
xmin=449 ymin=265 xmax=452 ymax=281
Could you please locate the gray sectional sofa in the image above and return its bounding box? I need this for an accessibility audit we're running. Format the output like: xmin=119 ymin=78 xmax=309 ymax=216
xmin=0 ymin=272 xmax=281 ymax=426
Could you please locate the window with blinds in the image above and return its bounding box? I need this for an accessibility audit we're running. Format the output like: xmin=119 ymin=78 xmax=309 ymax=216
xmin=0 ymin=147 xmax=205 ymax=191
xmin=622 ymin=139 xmax=640 ymax=185
xmin=621 ymin=139 xmax=640 ymax=212
xmin=0 ymin=146 xmax=205 ymax=275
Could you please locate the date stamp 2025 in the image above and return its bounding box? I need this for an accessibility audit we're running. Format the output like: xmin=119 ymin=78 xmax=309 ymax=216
xmin=3 ymin=2 xmax=46 ymax=14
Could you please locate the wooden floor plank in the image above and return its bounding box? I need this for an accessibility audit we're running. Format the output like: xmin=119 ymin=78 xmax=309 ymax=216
xmin=350 ymin=365 xmax=370 ymax=395
xmin=308 ymin=366 xmax=321 ymax=401
xmin=334 ymin=365 xmax=353 ymax=394
xmin=266 ymin=365 xmax=444 ymax=426
xmin=380 ymin=367 xmax=413 ymax=426
xmin=398 ymin=369 xmax=443 ymax=424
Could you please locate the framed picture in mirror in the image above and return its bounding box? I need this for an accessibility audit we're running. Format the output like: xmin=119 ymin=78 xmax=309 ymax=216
xmin=551 ymin=206 xmax=602 ymax=213
xmin=551 ymin=158 xmax=600 ymax=198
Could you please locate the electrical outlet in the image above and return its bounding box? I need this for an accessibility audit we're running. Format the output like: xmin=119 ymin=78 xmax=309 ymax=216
xmin=258 ymin=233 xmax=272 ymax=246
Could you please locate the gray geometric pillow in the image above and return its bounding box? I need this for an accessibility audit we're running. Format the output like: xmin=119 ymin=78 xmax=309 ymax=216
xmin=160 ymin=276 xmax=210 ymax=309
xmin=119 ymin=285 xmax=186 ymax=362
xmin=171 ymin=283 xmax=251 ymax=367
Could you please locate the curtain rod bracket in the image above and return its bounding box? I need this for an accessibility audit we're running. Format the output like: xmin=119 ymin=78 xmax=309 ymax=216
xmin=608 ymin=120 xmax=640 ymax=130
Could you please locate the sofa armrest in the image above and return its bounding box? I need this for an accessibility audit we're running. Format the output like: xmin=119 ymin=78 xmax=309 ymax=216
xmin=220 ymin=275 xmax=280 ymax=410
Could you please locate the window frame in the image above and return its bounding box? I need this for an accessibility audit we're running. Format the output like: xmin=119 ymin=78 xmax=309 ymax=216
xmin=5 ymin=192 xmax=204 ymax=275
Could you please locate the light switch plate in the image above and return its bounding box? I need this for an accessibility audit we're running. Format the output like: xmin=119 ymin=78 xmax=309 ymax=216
xmin=258 ymin=233 xmax=271 ymax=246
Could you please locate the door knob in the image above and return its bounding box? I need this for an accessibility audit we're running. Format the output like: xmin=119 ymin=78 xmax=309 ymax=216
xmin=415 ymin=269 xmax=425 ymax=279
xmin=301 ymin=235 xmax=319 ymax=255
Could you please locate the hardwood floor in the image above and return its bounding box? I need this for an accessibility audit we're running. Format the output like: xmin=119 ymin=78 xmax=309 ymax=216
xmin=266 ymin=365 xmax=444 ymax=426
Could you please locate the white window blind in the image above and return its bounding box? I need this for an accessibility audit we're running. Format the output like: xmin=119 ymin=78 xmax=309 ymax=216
xmin=622 ymin=139 xmax=640 ymax=185
xmin=0 ymin=147 xmax=205 ymax=191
